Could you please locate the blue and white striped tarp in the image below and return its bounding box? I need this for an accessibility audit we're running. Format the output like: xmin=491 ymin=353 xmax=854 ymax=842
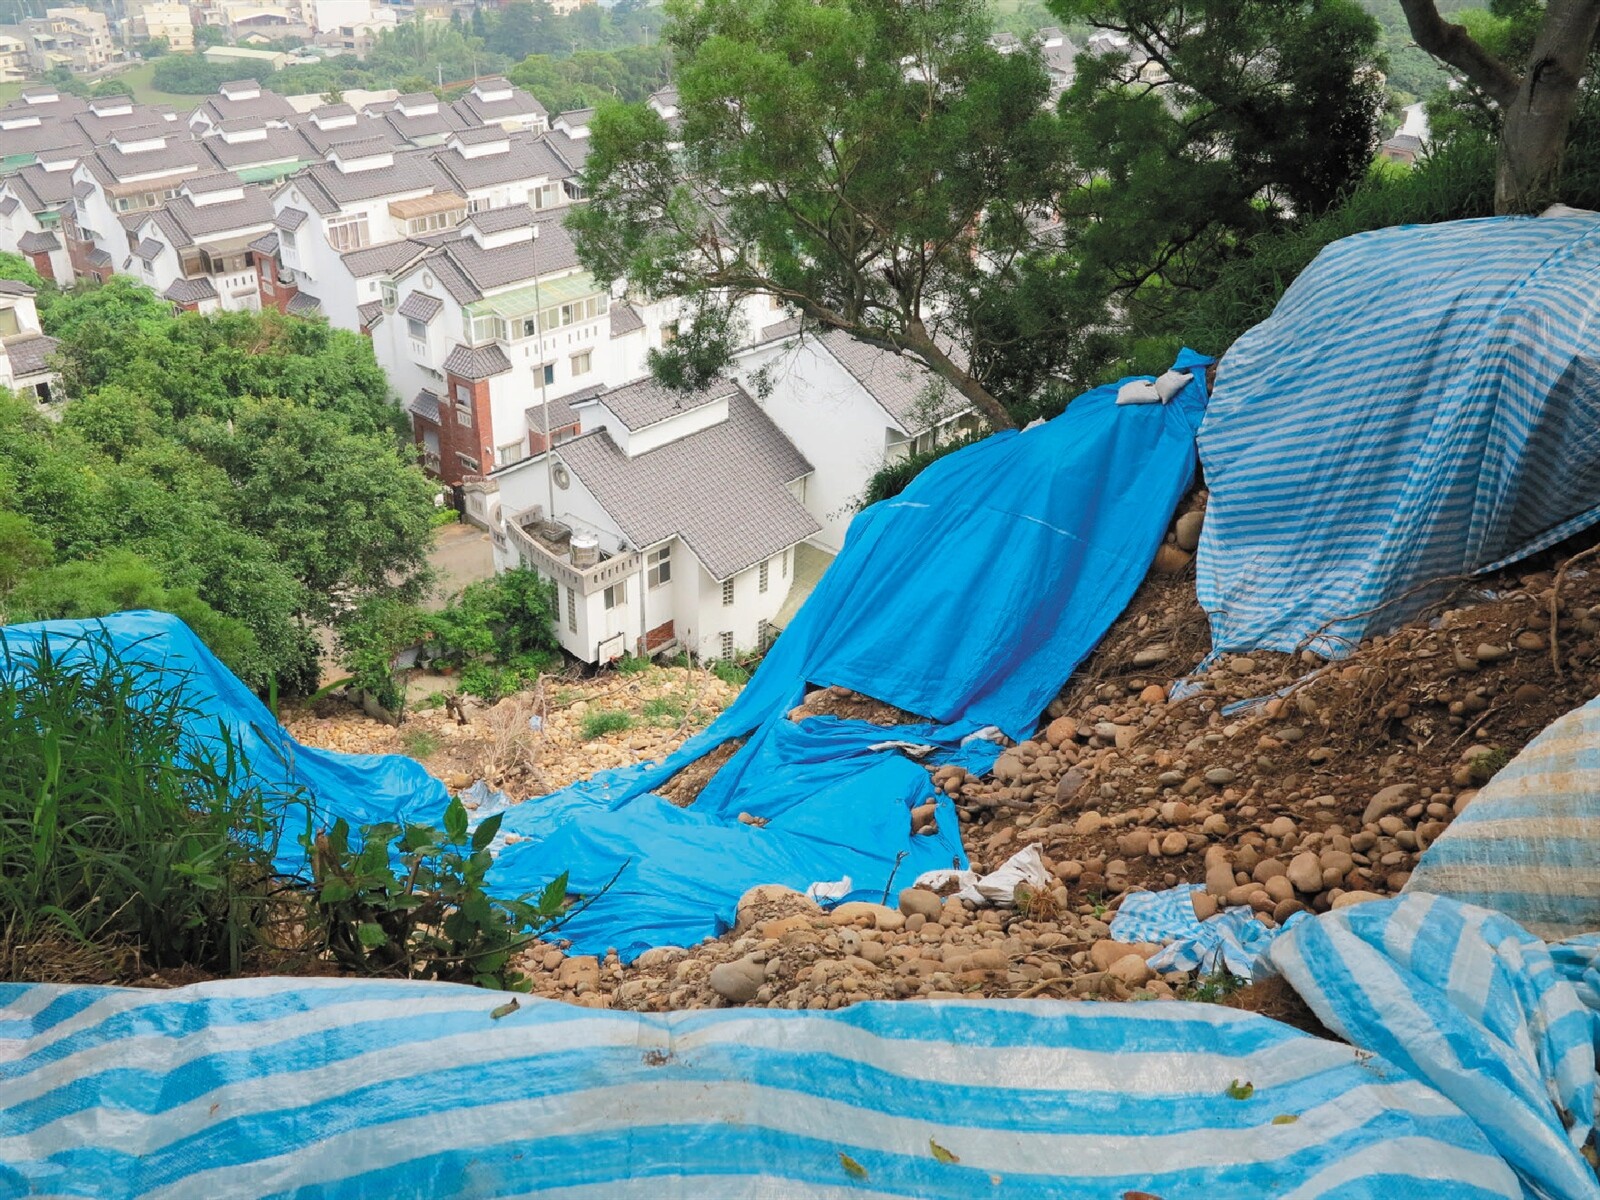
xmin=1272 ymin=894 xmax=1600 ymax=1200
xmin=0 ymin=978 xmax=1528 ymax=1199
xmin=1197 ymin=214 xmax=1600 ymax=657
xmin=1407 ymin=689 xmax=1600 ymax=940
xmin=1110 ymin=884 xmax=1295 ymax=980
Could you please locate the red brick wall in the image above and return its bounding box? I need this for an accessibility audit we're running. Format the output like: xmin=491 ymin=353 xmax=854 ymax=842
xmin=436 ymin=374 xmax=496 ymax=486
xmin=27 ymin=250 xmax=54 ymax=284
xmin=527 ymin=422 xmax=579 ymax=455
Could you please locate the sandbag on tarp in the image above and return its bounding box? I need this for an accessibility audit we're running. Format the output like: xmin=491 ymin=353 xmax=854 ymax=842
xmin=1197 ymin=214 xmax=1600 ymax=659
xmin=0 ymin=610 xmax=447 ymax=871
xmin=0 ymin=979 xmax=1524 ymax=1199
xmin=1272 ymin=893 xmax=1600 ymax=1200
xmin=494 ymin=352 xmax=1215 ymax=960
xmin=1406 ymin=690 xmax=1600 ymax=939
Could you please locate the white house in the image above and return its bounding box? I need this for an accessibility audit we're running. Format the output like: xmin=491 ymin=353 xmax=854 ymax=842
xmin=0 ymin=152 xmax=79 ymax=284
xmin=450 ymin=78 xmax=548 ymax=135
xmin=0 ymin=279 xmax=61 ymax=402
xmin=734 ymin=320 xmax=979 ymax=552
xmin=484 ymin=374 xmax=820 ymax=664
xmin=128 ymin=174 xmax=274 ymax=312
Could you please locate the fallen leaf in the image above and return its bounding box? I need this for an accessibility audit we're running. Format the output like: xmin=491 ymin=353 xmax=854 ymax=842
xmin=490 ymin=998 xmax=521 ymax=1020
xmin=1123 ymin=1192 xmax=1166 ymax=1200
xmin=839 ymin=1152 xmax=868 ymax=1181
xmin=929 ymin=1138 xmax=960 ymax=1164
xmin=1271 ymin=1114 xmax=1299 ymax=1125
xmin=1225 ymin=1079 xmax=1254 ymax=1100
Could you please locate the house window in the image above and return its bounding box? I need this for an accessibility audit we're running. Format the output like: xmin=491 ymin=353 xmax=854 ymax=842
xmin=518 ymin=316 xmax=538 ymax=338
xmin=566 ymin=586 xmax=576 ymax=632
xmin=381 ymin=281 xmax=397 ymax=309
xmin=758 ymin=619 xmax=775 ymax=650
xmin=470 ymin=314 xmax=505 ymax=345
xmin=604 ymin=581 xmax=625 ymax=609
xmin=719 ymin=631 xmax=734 ymax=660
xmin=913 ymin=429 xmax=935 ymax=456
xmin=325 ymin=213 xmax=369 ymax=251
xmin=496 ymin=440 xmax=523 ymax=467
xmin=455 ymin=452 xmax=480 ymax=473
xmin=647 ymin=546 xmax=671 ymax=588
xmin=721 ymin=578 xmax=734 ymax=606
xmin=571 ymin=350 xmax=591 ymax=376
xmin=0 ymin=307 xmax=19 ymax=336
xmin=406 ymin=316 xmax=428 ymax=340
xmin=758 ymin=560 xmax=769 ymax=593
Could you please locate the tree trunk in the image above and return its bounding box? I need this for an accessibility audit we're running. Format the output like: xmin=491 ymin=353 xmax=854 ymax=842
xmin=1495 ymin=0 xmax=1600 ymax=212
xmin=1399 ymin=0 xmax=1600 ymax=215
xmin=900 ymin=318 xmax=1018 ymax=432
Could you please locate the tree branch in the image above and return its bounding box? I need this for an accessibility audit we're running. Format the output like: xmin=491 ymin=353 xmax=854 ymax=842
xmin=1398 ymin=0 xmax=1519 ymax=105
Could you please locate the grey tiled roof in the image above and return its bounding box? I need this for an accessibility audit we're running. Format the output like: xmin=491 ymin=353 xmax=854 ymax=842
xmin=443 ymin=342 xmax=512 ymax=380
xmin=0 ymin=198 xmax=16 ymax=217
xmin=759 ymin=316 xmax=802 ymax=343
xmin=183 ymin=172 xmax=246 ymax=194
xmin=815 ymin=327 xmax=969 ymax=433
xmin=0 ymin=280 xmax=36 ymax=296
xmin=545 ymin=129 xmax=588 ymax=173
xmin=12 ymin=164 xmax=76 ymax=207
xmin=452 ymin=81 xmax=547 ymax=126
xmin=357 ymin=299 xmax=384 ymax=328
xmin=340 ymin=238 xmax=427 ymax=277
xmin=202 ymin=126 xmax=314 ymax=169
xmin=526 ymin=384 xmax=601 ymax=432
xmin=133 ymin=237 xmax=164 ymax=261
xmin=84 ymin=248 xmax=112 ymax=269
xmin=609 ymin=302 xmax=643 ymax=337
xmin=555 ymin=387 xmax=817 ymax=580
xmin=598 ymin=375 xmax=734 ymax=432
xmin=17 ymin=231 xmax=60 ymax=253
xmin=162 ymin=277 xmax=217 ymax=303
xmin=286 ymin=291 xmax=323 ymax=316
xmin=72 ymin=180 xmax=95 ymax=199
xmin=289 ymin=147 xmax=452 ymax=211
xmin=408 ymin=388 xmax=440 ymax=423
xmin=556 ymin=107 xmax=595 ymax=127
xmin=248 ymin=231 xmax=278 ymax=255
xmin=460 ymin=205 xmax=534 ymax=235
xmin=414 ymin=216 xmax=580 ymax=302
xmin=273 ymin=207 xmax=308 ymax=230
xmin=397 ymin=291 xmax=442 ymax=321
xmin=161 ymin=188 xmax=275 ymax=241
xmin=430 ymin=131 xmax=571 ymax=191
xmin=2 ymin=333 xmax=58 ymax=378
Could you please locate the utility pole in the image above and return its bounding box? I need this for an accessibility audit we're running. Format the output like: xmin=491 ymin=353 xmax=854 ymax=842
xmin=531 ymin=212 xmax=554 ymax=526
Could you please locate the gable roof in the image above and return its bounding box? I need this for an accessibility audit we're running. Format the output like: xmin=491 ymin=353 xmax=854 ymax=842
xmin=597 ymin=375 xmax=734 ymax=432
xmin=2 ymin=333 xmax=58 ymax=378
xmin=340 ymin=237 xmax=428 ymax=278
xmin=429 ymin=130 xmax=570 ymax=191
xmin=813 ymin=327 xmax=971 ymax=434
xmin=443 ymin=342 xmax=512 ymax=380
xmin=553 ymin=386 xmax=817 ymax=580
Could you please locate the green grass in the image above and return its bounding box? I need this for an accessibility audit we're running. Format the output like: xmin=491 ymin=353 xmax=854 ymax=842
xmin=401 ymin=727 xmax=442 ymax=759
xmin=108 ymin=61 xmax=204 ymax=110
xmin=642 ymin=696 xmax=686 ymax=726
xmin=0 ymin=630 xmax=296 ymax=977
xmin=0 ymin=81 xmax=23 ymax=105
xmin=580 ymin=710 xmax=634 ymax=739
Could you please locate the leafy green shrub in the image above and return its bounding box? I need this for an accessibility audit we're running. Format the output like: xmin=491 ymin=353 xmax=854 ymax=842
xmin=710 ymin=659 xmax=751 ymax=687
xmin=337 ymin=597 xmax=430 ymax=717
xmin=642 ymin=695 xmax=686 ymax=726
xmin=401 ymin=728 xmax=441 ymax=758
xmin=303 ymin=798 xmax=574 ymax=990
xmin=615 ymin=652 xmax=652 ymax=675
xmin=0 ymin=631 xmax=295 ymax=976
xmin=581 ymin=709 xmax=634 ymax=739
xmin=858 ymin=432 xmax=987 ymax=510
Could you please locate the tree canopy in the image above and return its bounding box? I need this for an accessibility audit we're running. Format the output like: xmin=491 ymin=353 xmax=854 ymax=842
xmin=0 ymin=277 xmax=435 ymax=692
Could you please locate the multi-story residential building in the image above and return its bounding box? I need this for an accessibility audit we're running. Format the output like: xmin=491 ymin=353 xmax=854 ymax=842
xmin=735 ymin=320 xmax=980 ymax=552
xmin=0 ymin=149 xmax=80 ymax=283
xmin=198 ymin=117 xmax=318 ymax=183
xmin=127 ymin=3 xmax=196 ymax=52
xmin=486 ymin=374 xmax=820 ymax=664
xmin=66 ymin=123 xmax=215 ymax=282
xmin=189 ymin=78 xmax=299 ymax=135
xmin=0 ymin=88 xmax=91 ymax=174
xmin=367 ymin=91 xmax=470 ymax=149
xmin=0 ymin=33 xmax=29 ymax=82
xmin=429 ymin=126 xmax=575 ymax=212
xmin=450 ymin=77 xmax=548 ymax=134
xmin=128 ymin=174 xmax=275 ymax=312
xmin=0 ymin=279 xmax=61 ymax=403
xmin=23 ymin=7 xmax=118 ymax=75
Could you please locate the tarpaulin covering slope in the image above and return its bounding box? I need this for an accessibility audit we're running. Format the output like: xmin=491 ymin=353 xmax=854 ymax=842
xmin=0 ymin=610 xmax=447 ymax=869
xmin=1407 ymin=688 xmax=1600 ymax=940
xmin=494 ymin=352 xmax=1214 ymax=960
xmin=1272 ymin=893 xmax=1600 ymax=1200
xmin=0 ymin=978 xmax=1526 ymax=1199
xmin=1197 ymin=215 xmax=1600 ymax=658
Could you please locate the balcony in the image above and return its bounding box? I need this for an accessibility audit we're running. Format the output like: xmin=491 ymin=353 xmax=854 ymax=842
xmin=503 ymin=508 xmax=639 ymax=596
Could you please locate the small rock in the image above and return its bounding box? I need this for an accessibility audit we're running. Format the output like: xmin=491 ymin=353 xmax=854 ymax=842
xmin=1109 ymin=954 xmax=1154 ymax=987
xmin=1475 ymin=643 xmax=1509 ymax=663
xmin=1140 ymin=683 xmax=1169 ymax=705
xmin=1159 ymin=831 xmax=1188 ymax=857
xmin=1152 ymin=544 xmax=1192 ymax=574
xmin=1175 ymin=510 xmax=1205 ymax=553
xmin=1514 ymin=631 xmax=1546 ymax=652
xmin=1227 ymin=657 xmax=1258 ymax=676
xmin=1133 ymin=645 xmax=1172 ymax=667
xmin=709 ymin=958 xmax=766 ymax=1004
xmin=1286 ymin=851 xmax=1323 ymax=894
xmin=1190 ymin=891 xmax=1219 ymax=921
xmin=1332 ymin=890 xmax=1385 ymax=910
xmin=1363 ymin=783 xmax=1417 ymax=827
xmin=1205 ymin=767 xmax=1237 ymax=786
xmin=898 ymin=887 xmax=944 ymax=922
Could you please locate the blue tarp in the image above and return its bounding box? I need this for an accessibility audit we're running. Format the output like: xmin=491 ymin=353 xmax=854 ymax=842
xmin=1197 ymin=214 xmax=1600 ymax=658
xmin=0 ymin=971 xmax=1532 ymax=1199
xmin=0 ymin=609 xmax=448 ymax=875
xmin=494 ymin=351 xmax=1214 ymax=958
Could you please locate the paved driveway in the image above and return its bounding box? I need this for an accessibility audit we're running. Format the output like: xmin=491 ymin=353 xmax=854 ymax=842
xmin=427 ymin=520 xmax=496 ymax=610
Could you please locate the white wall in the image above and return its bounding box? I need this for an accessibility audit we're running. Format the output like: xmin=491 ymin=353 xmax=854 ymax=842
xmin=735 ymin=332 xmax=901 ymax=554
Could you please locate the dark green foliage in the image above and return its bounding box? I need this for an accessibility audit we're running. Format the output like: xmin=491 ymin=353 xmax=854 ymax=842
xmin=303 ymin=797 xmax=579 ymax=989
xmin=337 ymin=597 xmax=431 ymax=716
xmin=153 ymin=52 xmax=275 ymax=94
xmin=581 ymin=709 xmax=633 ymax=739
xmin=859 ymin=433 xmax=988 ymax=509
xmin=0 ymin=292 xmax=435 ymax=695
xmin=0 ymin=632 xmax=296 ymax=975
xmin=507 ymin=43 xmax=673 ymax=112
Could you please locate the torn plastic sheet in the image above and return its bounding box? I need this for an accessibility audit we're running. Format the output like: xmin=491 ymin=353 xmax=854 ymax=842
xmin=914 ymin=845 xmax=1051 ymax=906
xmin=1110 ymin=883 xmax=1302 ymax=982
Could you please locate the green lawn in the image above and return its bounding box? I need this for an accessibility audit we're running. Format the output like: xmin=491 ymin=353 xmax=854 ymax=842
xmin=0 ymin=80 xmax=23 ymax=104
xmin=111 ymin=61 xmax=203 ymax=110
